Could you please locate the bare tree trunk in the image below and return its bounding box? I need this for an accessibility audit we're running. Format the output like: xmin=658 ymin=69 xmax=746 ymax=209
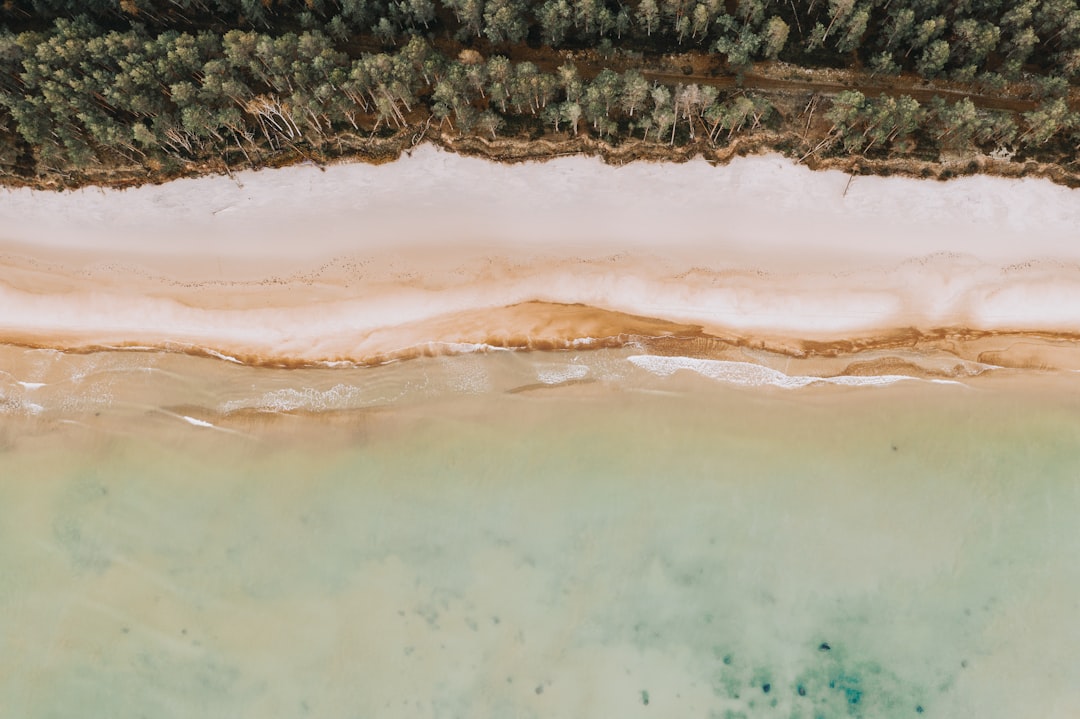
xmin=230 ymin=130 xmax=254 ymax=164
xmin=799 ymin=131 xmax=837 ymax=162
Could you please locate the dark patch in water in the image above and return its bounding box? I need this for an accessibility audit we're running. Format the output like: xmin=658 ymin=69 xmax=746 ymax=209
xmin=641 ymin=690 xmax=649 ymax=706
xmin=790 ymin=645 xmax=934 ymax=717
xmin=710 ymin=639 xmax=937 ymax=715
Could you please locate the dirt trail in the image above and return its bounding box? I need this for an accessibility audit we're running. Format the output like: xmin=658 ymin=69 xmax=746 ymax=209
xmin=432 ymin=36 xmax=1074 ymax=114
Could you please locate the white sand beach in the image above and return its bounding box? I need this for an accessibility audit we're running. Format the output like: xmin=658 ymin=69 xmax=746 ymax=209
xmin=2 ymin=147 xmax=1080 ymax=367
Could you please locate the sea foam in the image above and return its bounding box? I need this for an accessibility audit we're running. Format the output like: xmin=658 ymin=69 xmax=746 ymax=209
xmin=536 ymin=364 xmax=590 ymax=385
xmin=220 ymin=383 xmax=370 ymax=413
xmin=628 ymin=355 xmax=924 ymax=389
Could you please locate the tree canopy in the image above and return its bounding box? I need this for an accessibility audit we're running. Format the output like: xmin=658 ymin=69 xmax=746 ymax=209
xmin=1 ymin=0 xmax=1077 ymax=185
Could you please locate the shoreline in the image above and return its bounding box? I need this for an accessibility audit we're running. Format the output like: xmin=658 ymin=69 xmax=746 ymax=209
xmin=1 ymin=336 xmax=1077 ymax=449
xmin=4 ymin=311 xmax=1080 ymax=374
xmin=3 ymin=146 xmax=1080 ymax=373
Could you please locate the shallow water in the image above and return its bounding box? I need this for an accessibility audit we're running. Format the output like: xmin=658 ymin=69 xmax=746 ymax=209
xmin=1 ymin=347 xmax=1078 ymax=718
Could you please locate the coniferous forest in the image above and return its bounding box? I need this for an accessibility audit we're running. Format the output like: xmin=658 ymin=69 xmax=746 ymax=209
xmin=1 ymin=0 xmax=1078 ymax=187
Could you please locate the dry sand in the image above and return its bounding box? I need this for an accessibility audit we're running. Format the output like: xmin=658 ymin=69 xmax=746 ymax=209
xmin=2 ymin=146 xmax=1080 ymax=370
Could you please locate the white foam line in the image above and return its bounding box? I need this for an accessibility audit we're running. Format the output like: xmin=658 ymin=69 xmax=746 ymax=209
xmin=425 ymin=341 xmax=512 ymax=354
xmin=114 ymin=343 xmax=246 ymax=365
xmin=356 ymin=340 xmax=518 ymax=366
xmin=0 ymin=392 xmax=44 ymax=416
xmin=97 ymin=344 xmax=158 ymax=352
xmin=201 ymin=348 xmax=244 ymax=364
xmin=219 ymin=383 xmax=371 ymax=413
xmin=537 ymin=364 xmax=590 ymax=385
xmin=150 ymin=407 xmax=254 ymax=439
xmin=628 ymin=355 xmax=963 ymax=390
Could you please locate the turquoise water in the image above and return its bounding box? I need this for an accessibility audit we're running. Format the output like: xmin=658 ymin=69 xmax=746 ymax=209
xmin=1 ymin=348 xmax=1079 ymax=718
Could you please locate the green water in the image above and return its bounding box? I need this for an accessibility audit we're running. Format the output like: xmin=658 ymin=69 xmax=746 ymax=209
xmin=1 ymin=352 xmax=1079 ymax=718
